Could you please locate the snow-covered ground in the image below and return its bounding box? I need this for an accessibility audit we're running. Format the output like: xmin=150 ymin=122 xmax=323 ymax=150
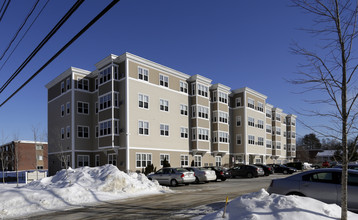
xmin=1 ymin=165 xmax=357 ymax=219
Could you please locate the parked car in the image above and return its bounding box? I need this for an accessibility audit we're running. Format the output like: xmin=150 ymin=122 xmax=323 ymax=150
xmin=334 ymin=164 xmax=358 ymax=170
xmin=147 ymin=167 xmax=195 ymax=186
xmin=204 ymin=166 xmax=231 ymax=181
xmin=267 ymin=168 xmax=358 ymax=212
xmin=186 ymin=167 xmax=217 ymax=183
xmin=229 ymin=164 xmax=264 ymax=178
xmin=267 ymin=164 xmax=296 ymax=174
xmin=285 ymin=162 xmax=303 ymax=170
xmin=254 ymin=164 xmax=274 ymax=176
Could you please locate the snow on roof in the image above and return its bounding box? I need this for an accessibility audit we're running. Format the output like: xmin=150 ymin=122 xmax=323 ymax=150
xmin=316 ymin=150 xmax=336 ymax=157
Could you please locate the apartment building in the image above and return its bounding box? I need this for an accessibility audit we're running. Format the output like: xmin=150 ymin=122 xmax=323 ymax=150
xmin=46 ymin=52 xmax=296 ymax=175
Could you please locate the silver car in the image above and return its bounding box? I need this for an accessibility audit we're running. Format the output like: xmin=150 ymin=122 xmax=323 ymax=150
xmin=267 ymin=168 xmax=358 ymax=212
xmin=147 ymin=167 xmax=195 ymax=186
xmin=186 ymin=167 xmax=217 ymax=183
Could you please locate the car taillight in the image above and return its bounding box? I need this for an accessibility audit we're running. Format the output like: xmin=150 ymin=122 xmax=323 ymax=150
xmin=220 ymin=171 xmax=224 ymax=175
xmin=181 ymin=174 xmax=184 ymax=178
xmin=268 ymin=167 xmax=271 ymax=171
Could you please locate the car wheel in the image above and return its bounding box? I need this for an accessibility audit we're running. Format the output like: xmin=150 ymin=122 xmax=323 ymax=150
xmin=170 ymin=179 xmax=178 ymax=187
xmin=221 ymin=178 xmax=226 ymax=181
xmin=283 ymin=170 xmax=288 ymax=174
xmin=247 ymin=172 xmax=253 ymax=178
xmin=195 ymin=177 xmax=200 ymax=184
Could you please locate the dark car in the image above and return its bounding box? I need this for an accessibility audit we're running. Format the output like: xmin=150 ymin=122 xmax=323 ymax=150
xmin=254 ymin=164 xmax=274 ymax=176
xmin=267 ymin=164 xmax=296 ymax=174
xmin=229 ymin=164 xmax=264 ymax=178
xmin=285 ymin=162 xmax=303 ymax=171
xmin=334 ymin=164 xmax=358 ymax=170
xmin=204 ymin=166 xmax=231 ymax=181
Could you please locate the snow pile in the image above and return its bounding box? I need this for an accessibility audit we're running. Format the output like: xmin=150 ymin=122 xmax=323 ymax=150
xmin=199 ymin=189 xmax=358 ymax=220
xmin=0 ymin=164 xmax=169 ymax=219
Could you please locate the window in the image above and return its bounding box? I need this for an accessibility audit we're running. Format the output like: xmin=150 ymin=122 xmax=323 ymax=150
xmin=108 ymin=154 xmax=117 ymax=166
xmin=95 ymin=79 xmax=98 ymax=90
xmin=248 ymin=117 xmax=255 ymax=127
xmin=159 ymin=75 xmax=169 ymax=87
xmin=292 ymin=132 xmax=296 ymax=138
xmin=180 ymin=104 xmax=188 ymax=115
xmin=95 ymin=155 xmax=100 ymax=166
xmin=138 ymin=67 xmax=148 ymax=81
xmin=248 ymin=135 xmax=255 ymax=145
xmin=181 ymin=155 xmax=189 ymax=167
xmin=99 ymin=94 xmax=111 ymax=110
xmin=180 ymin=81 xmax=188 ymax=93
xmin=236 ymin=134 xmax=242 ymax=145
xmin=160 ymin=124 xmax=169 ymax=136
xmin=302 ymin=172 xmax=337 ymax=184
xmin=77 ymin=78 xmax=89 ymax=91
xmin=136 ymin=153 xmax=152 ymax=168
xmin=197 ymin=106 xmax=209 ymax=119
xmin=276 ymin=142 xmax=281 ymax=149
xmin=266 ymin=125 xmax=272 ymax=133
xmin=215 ymin=156 xmax=222 ymax=167
xmin=77 ymin=102 xmax=89 ymax=114
xmin=61 ymin=82 xmax=65 ymax=93
xmin=257 ymin=102 xmax=264 ymax=112
xmin=61 ymin=104 xmax=65 ymax=117
xmin=66 ymin=102 xmax=70 ymax=115
xmin=138 ymin=121 xmax=149 ymax=135
xmin=36 ymin=145 xmax=43 ymax=150
xmin=275 ymin=113 xmax=281 ymax=121
xmin=284 ymin=131 xmax=287 ymax=137
xmin=248 ymin=98 xmax=255 ymax=109
xmin=266 ymin=109 xmax=272 ymax=118
xmin=61 ymin=128 xmax=65 ymax=140
xmin=258 ymin=137 xmax=264 ymax=146
xmin=99 ymin=121 xmax=111 ymax=136
xmin=266 ymin=140 xmax=272 ymax=148
xmin=219 ymin=112 xmax=228 ymax=123
xmin=66 ymin=126 xmax=70 ymax=138
xmin=284 ymin=144 xmax=287 ymax=150
xmin=95 ymin=102 xmax=98 ymax=114
xmin=66 ymin=78 xmax=71 ymax=90
xmin=99 ymin=66 xmax=112 ymax=84
xmin=212 ymin=91 xmax=217 ymax=102
xmin=219 ymin=132 xmax=229 ymax=143
xmin=257 ymin=120 xmax=264 ymax=129
xmin=197 ymin=84 xmax=208 ymax=97
xmin=78 ymin=155 xmax=89 ymax=167
xmin=181 ymin=127 xmax=188 ymax=138
xmin=61 ymin=155 xmax=70 ymax=168
xmin=160 ymin=99 xmax=169 ymax=111
xmin=236 ymin=97 xmax=241 ymax=107
xmin=78 ymin=126 xmax=89 ymax=138
xmin=218 ymin=92 xmax=228 ymax=103
xmin=194 ymin=155 xmax=202 ymax=167
xmin=276 ymin=127 xmax=281 ymax=135
xmin=198 ymin=128 xmax=209 ymax=140
xmin=160 ymin=154 xmax=170 ymax=166
xmin=236 ymin=116 xmax=241 ymax=127
xmin=255 ymin=158 xmax=261 ymax=164
xmin=37 ymin=155 xmax=43 ymax=161
xmin=139 ymin=94 xmax=149 ymax=109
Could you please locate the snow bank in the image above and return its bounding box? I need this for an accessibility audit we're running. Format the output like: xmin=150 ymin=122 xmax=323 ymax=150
xmin=200 ymin=189 xmax=358 ymax=220
xmin=0 ymin=164 xmax=169 ymax=219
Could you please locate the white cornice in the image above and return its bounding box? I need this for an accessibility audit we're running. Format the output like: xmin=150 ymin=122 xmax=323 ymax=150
xmin=210 ymin=83 xmax=231 ymax=92
xmin=45 ymin=67 xmax=91 ymax=89
xmin=231 ymin=87 xmax=267 ymax=100
xmin=188 ymin=74 xmax=212 ymax=85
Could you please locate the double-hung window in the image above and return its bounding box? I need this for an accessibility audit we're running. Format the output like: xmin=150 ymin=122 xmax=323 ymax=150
xmin=181 ymin=155 xmax=189 ymax=167
xmin=197 ymin=84 xmax=208 ymax=97
xmin=258 ymin=137 xmax=264 ymax=146
xmin=160 ymin=124 xmax=169 ymax=136
xmin=248 ymin=135 xmax=255 ymax=145
xmin=136 ymin=153 xmax=152 ymax=168
xmin=257 ymin=120 xmax=264 ymax=129
xmin=248 ymin=117 xmax=255 ymax=127
xmin=180 ymin=127 xmax=188 ymax=138
xmin=138 ymin=67 xmax=148 ymax=81
xmin=78 ymin=155 xmax=89 ymax=167
xmin=77 ymin=78 xmax=89 ymax=91
xmin=160 ymin=75 xmax=169 ymax=87
xmin=77 ymin=102 xmax=89 ymax=114
xmin=180 ymin=81 xmax=188 ymax=93
xmin=160 ymin=99 xmax=169 ymax=111
xmin=180 ymin=104 xmax=188 ymax=115
xmin=139 ymin=94 xmax=149 ymax=109
xmin=138 ymin=121 xmax=149 ymax=135
xmin=257 ymin=102 xmax=264 ymax=112
xmin=248 ymin=98 xmax=255 ymax=109
xmin=218 ymin=92 xmax=228 ymax=103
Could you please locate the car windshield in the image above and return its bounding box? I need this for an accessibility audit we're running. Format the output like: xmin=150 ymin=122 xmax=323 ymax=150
xmin=175 ymin=168 xmax=189 ymax=173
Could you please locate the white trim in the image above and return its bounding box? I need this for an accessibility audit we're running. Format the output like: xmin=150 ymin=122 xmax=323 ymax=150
xmin=129 ymin=146 xmax=190 ymax=153
xmin=126 ymin=58 xmax=130 ymax=172
xmin=71 ymin=73 xmax=75 ymax=168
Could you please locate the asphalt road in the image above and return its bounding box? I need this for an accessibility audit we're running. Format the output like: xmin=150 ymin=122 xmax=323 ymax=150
xmin=22 ymin=174 xmax=287 ymax=220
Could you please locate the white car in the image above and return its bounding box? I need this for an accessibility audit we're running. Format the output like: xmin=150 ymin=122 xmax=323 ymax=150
xmin=186 ymin=167 xmax=217 ymax=183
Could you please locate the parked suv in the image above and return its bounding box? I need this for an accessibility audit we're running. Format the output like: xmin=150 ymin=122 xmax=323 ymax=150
xmin=229 ymin=164 xmax=264 ymax=178
xmin=204 ymin=166 xmax=231 ymax=181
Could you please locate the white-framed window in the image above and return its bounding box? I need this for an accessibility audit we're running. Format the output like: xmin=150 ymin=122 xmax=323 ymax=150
xmin=194 ymin=155 xmax=202 ymax=167
xmin=35 ymin=145 xmax=43 ymax=150
xmin=236 ymin=116 xmax=241 ymax=127
xmin=77 ymin=126 xmax=89 ymax=138
xmin=66 ymin=102 xmax=70 ymax=115
xmin=255 ymin=158 xmax=261 ymax=164
xmin=219 ymin=112 xmax=228 ymax=123
xmin=219 ymin=132 xmax=229 ymax=143
xmin=138 ymin=66 xmax=149 ymax=81
xmin=248 ymin=117 xmax=255 ymax=127
xmin=257 ymin=120 xmax=264 ymax=129
xmin=77 ymin=155 xmax=89 ymax=167
xmin=139 ymin=94 xmax=149 ymax=109
xmin=66 ymin=126 xmax=70 ymax=138
xmin=61 ymin=104 xmax=65 ymax=117
xmin=266 ymin=140 xmax=272 ymax=148
xmin=292 ymin=132 xmax=296 ymax=138
xmin=257 ymin=102 xmax=264 ymax=112
xmin=284 ymin=144 xmax=287 ymax=150
xmin=77 ymin=102 xmax=89 ymax=114
xmin=160 ymin=154 xmax=170 ymax=166
xmin=181 ymin=155 xmax=189 ymax=167
xmin=159 ymin=74 xmax=169 ymax=87
xmin=99 ymin=66 xmax=113 ymax=84
xmin=61 ymin=128 xmax=65 ymax=140
xmin=275 ymin=113 xmax=281 ymax=121
xmin=236 ymin=97 xmax=241 ymax=107
xmin=180 ymin=81 xmax=188 ymax=93
xmin=218 ymin=92 xmax=228 ymax=104
xmin=266 ymin=125 xmax=272 ymax=133
xmin=61 ymin=155 xmax=70 ymax=168
xmin=292 ymin=119 xmax=296 ymax=126
xmin=136 ymin=153 xmax=152 ymax=168
xmin=99 ymin=93 xmax=111 ymax=111
xmin=160 ymin=99 xmax=169 ymax=111
xmin=197 ymin=106 xmax=209 ymax=119
xmin=37 ymin=155 xmax=43 ymax=161
xmin=180 ymin=104 xmax=188 ymax=115
xmin=180 ymin=127 xmax=188 ymax=138
xmin=212 ymin=91 xmax=217 ymax=102
xmin=248 ymin=98 xmax=255 ymax=109
xmin=160 ymin=124 xmax=169 ymax=136
xmin=198 ymin=128 xmax=209 ymax=141
xmin=66 ymin=77 xmax=71 ymax=90
xmin=248 ymin=135 xmax=255 ymax=145
xmin=276 ymin=127 xmax=281 ymax=136
xmin=95 ymin=154 xmax=100 ymax=166
xmin=236 ymin=134 xmax=242 ymax=145
xmin=266 ymin=109 xmax=272 ymax=118
xmin=138 ymin=121 xmax=149 ymax=135
xmin=99 ymin=120 xmax=111 ymax=136
xmin=276 ymin=142 xmax=281 ymax=149
xmin=215 ymin=156 xmax=222 ymax=167
xmin=197 ymin=84 xmax=208 ymax=97
xmin=77 ymin=78 xmax=89 ymax=91
xmin=61 ymin=81 xmax=65 ymax=93
xmin=108 ymin=154 xmax=117 ymax=166
xmin=258 ymin=137 xmax=264 ymax=146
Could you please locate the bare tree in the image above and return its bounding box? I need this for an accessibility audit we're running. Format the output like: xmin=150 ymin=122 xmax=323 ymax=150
xmin=290 ymin=1 xmax=358 ymax=219
xmin=11 ymin=133 xmax=20 ymax=187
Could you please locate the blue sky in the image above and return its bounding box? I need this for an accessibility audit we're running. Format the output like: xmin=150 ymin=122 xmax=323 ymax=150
xmin=0 ymin=0 xmax=321 ymax=141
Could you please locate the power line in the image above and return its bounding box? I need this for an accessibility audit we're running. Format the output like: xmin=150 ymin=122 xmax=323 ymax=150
xmin=0 ymin=0 xmax=50 ymax=73
xmin=0 ymin=0 xmax=85 ymax=94
xmin=0 ymin=0 xmax=40 ymax=61
xmin=0 ymin=0 xmax=10 ymax=22
xmin=0 ymin=0 xmax=120 ymax=107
